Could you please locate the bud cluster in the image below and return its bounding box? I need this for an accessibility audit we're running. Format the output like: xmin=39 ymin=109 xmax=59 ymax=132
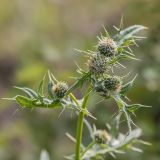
xmin=52 ymin=82 xmax=68 ymax=98
xmin=87 ymin=36 xmax=122 ymax=97
xmin=87 ymin=38 xmax=117 ymax=75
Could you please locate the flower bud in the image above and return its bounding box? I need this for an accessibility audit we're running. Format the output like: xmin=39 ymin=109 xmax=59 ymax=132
xmin=98 ymin=38 xmax=117 ymax=57
xmin=88 ymin=53 xmax=107 ymax=75
xmin=94 ymin=80 xmax=104 ymax=92
xmin=52 ymin=82 xmax=68 ymax=98
xmin=103 ymin=76 xmax=122 ymax=92
xmin=94 ymin=130 xmax=110 ymax=144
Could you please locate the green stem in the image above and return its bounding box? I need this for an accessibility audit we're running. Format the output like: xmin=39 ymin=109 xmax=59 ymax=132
xmin=75 ymin=87 xmax=91 ymax=160
xmin=69 ymin=93 xmax=80 ymax=108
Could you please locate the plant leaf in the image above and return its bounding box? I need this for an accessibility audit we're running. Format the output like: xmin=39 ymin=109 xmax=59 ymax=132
xmin=14 ymin=86 xmax=38 ymax=99
xmin=38 ymin=74 xmax=46 ymax=97
xmin=67 ymin=72 xmax=91 ymax=94
xmin=113 ymin=95 xmax=125 ymax=109
xmin=48 ymin=81 xmax=54 ymax=99
xmin=126 ymin=104 xmax=151 ymax=113
xmin=15 ymin=95 xmax=61 ymax=109
xmin=15 ymin=95 xmax=35 ymax=108
xmin=120 ymin=75 xmax=138 ymax=96
xmin=114 ymin=25 xmax=147 ymax=45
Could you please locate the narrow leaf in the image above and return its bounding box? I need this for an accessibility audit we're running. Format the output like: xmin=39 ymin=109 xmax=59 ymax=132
xmin=120 ymin=75 xmax=138 ymax=95
xmin=67 ymin=72 xmax=91 ymax=94
xmin=126 ymin=104 xmax=151 ymax=113
xmin=48 ymin=81 xmax=54 ymax=99
xmin=38 ymin=74 xmax=46 ymax=97
xmin=113 ymin=95 xmax=125 ymax=109
xmin=14 ymin=86 xmax=38 ymax=99
xmin=114 ymin=25 xmax=147 ymax=45
xmin=15 ymin=95 xmax=35 ymax=108
xmin=15 ymin=95 xmax=61 ymax=109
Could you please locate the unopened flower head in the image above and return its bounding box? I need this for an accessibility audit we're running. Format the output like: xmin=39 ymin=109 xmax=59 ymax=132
xmin=94 ymin=130 xmax=110 ymax=144
xmin=87 ymin=53 xmax=107 ymax=75
xmin=98 ymin=38 xmax=117 ymax=57
xmin=52 ymin=82 xmax=68 ymax=98
xmin=103 ymin=76 xmax=122 ymax=92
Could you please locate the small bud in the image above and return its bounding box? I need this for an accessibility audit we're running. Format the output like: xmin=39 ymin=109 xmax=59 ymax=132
xmin=94 ymin=80 xmax=104 ymax=92
xmin=98 ymin=38 xmax=117 ymax=57
xmin=104 ymin=76 xmax=122 ymax=92
xmin=88 ymin=53 xmax=107 ymax=75
xmin=52 ymin=82 xmax=68 ymax=98
xmin=94 ymin=130 xmax=110 ymax=144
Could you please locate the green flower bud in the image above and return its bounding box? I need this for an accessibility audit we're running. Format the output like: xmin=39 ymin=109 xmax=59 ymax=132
xmin=94 ymin=130 xmax=110 ymax=144
xmin=98 ymin=38 xmax=117 ymax=57
xmin=52 ymin=82 xmax=68 ymax=98
xmin=88 ymin=53 xmax=107 ymax=75
xmin=104 ymin=76 xmax=122 ymax=92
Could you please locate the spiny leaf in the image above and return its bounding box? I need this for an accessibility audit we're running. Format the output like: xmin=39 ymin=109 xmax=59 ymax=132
xmin=114 ymin=25 xmax=147 ymax=45
xmin=47 ymin=71 xmax=56 ymax=99
xmin=109 ymin=54 xmax=139 ymax=66
xmin=66 ymin=72 xmax=91 ymax=94
xmin=118 ymin=54 xmax=140 ymax=61
xmin=113 ymin=96 xmax=132 ymax=133
xmin=126 ymin=104 xmax=151 ymax=113
xmin=48 ymin=81 xmax=54 ymax=99
xmin=120 ymin=25 xmax=147 ymax=37
xmin=15 ymin=95 xmax=61 ymax=109
xmin=14 ymin=86 xmax=38 ymax=99
xmin=16 ymin=95 xmax=35 ymax=108
xmin=120 ymin=75 xmax=138 ymax=95
xmin=122 ymin=107 xmax=132 ymax=133
xmin=109 ymin=113 xmax=122 ymax=137
xmin=38 ymin=74 xmax=46 ymax=97
xmin=113 ymin=95 xmax=125 ymax=109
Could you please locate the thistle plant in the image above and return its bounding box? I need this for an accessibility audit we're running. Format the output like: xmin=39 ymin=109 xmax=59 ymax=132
xmin=5 ymin=21 xmax=151 ymax=160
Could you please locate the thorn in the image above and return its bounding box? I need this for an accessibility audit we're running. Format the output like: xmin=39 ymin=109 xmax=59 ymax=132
xmin=119 ymin=15 xmax=124 ymax=32
xmin=58 ymin=107 xmax=66 ymax=119
xmin=102 ymin=25 xmax=110 ymax=38
xmin=113 ymin=25 xmax=120 ymax=31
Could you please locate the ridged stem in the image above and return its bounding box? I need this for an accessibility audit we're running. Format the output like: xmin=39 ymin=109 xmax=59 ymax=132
xmin=75 ymin=87 xmax=91 ymax=160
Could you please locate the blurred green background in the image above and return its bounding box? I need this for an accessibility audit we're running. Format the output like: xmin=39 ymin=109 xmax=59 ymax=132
xmin=0 ymin=0 xmax=159 ymax=159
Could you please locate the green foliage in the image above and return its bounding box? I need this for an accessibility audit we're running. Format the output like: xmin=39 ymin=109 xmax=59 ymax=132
xmin=114 ymin=25 xmax=147 ymax=45
xmin=120 ymin=75 xmax=138 ymax=96
xmin=5 ymin=23 xmax=150 ymax=160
